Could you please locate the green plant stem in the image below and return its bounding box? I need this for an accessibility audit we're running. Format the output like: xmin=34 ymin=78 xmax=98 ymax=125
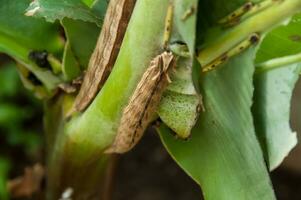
xmin=197 ymin=0 xmax=301 ymax=66
xmin=46 ymin=0 xmax=171 ymax=199
xmin=255 ymin=53 xmax=301 ymax=73
xmin=63 ymin=0 xmax=170 ymax=163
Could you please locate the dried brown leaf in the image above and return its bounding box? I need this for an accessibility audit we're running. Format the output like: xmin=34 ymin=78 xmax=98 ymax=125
xmin=7 ymin=163 xmax=45 ymax=198
xmin=73 ymin=0 xmax=137 ymax=113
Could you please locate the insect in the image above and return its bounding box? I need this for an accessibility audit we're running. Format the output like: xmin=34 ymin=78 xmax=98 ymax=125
xmin=72 ymin=0 xmax=137 ymax=114
xmin=105 ymin=52 xmax=176 ymax=154
xmin=28 ymin=50 xmax=51 ymax=70
xmin=202 ymin=33 xmax=260 ymax=72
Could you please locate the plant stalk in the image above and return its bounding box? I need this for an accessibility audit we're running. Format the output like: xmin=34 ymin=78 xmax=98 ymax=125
xmin=255 ymin=53 xmax=301 ymax=73
xmin=197 ymin=0 xmax=301 ymax=66
xmin=46 ymin=0 xmax=171 ymax=199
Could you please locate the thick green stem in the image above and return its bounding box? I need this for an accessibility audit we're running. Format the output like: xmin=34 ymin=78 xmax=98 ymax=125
xmin=255 ymin=53 xmax=301 ymax=73
xmin=64 ymin=0 xmax=170 ymax=162
xmin=197 ymin=0 xmax=301 ymax=66
xmin=46 ymin=1 xmax=171 ymax=199
xmin=45 ymin=96 xmax=113 ymax=199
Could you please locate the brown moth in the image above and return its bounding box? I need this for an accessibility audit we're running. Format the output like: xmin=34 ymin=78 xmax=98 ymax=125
xmin=105 ymin=52 xmax=176 ymax=154
xmin=72 ymin=0 xmax=137 ymax=113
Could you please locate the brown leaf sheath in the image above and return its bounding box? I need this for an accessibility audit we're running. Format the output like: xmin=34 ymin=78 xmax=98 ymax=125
xmin=72 ymin=0 xmax=136 ymax=113
xmin=106 ymin=52 xmax=176 ymax=154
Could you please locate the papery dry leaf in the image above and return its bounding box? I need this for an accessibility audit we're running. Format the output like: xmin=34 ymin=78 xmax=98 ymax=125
xmin=73 ymin=0 xmax=137 ymax=113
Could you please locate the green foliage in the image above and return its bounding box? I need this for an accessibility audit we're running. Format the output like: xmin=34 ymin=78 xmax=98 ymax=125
xmin=0 ymin=62 xmax=42 ymax=149
xmin=26 ymin=0 xmax=103 ymax=25
xmin=159 ymin=0 xmax=301 ymax=199
xmin=61 ymin=18 xmax=100 ymax=74
xmin=251 ymin=14 xmax=301 ymax=170
xmin=0 ymin=64 xmax=20 ymax=97
xmin=0 ymin=0 xmax=62 ymax=54
xmin=0 ymin=0 xmax=301 ymax=199
xmin=253 ymin=63 xmax=301 ymax=170
xmin=0 ymin=0 xmax=107 ymax=90
xmin=24 ymin=0 xmax=106 ymax=81
xmin=0 ymin=158 xmax=10 ymax=200
xmin=59 ymin=0 xmax=106 ymax=80
xmin=0 ymin=61 xmax=43 ymax=199
xmin=0 ymin=0 xmax=63 ymax=92
xmin=159 ymin=47 xmax=276 ymax=200
xmin=256 ymin=13 xmax=301 ymax=63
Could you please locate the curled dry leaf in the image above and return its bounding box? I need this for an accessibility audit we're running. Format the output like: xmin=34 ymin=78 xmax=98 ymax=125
xmin=7 ymin=163 xmax=45 ymax=198
xmin=72 ymin=0 xmax=137 ymax=113
xmin=106 ymin=52 xmax=176 ymax=154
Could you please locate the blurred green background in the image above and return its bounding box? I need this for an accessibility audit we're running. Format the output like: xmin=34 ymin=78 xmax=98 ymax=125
xmin=0 ymin=54 xmax=43 ymax=199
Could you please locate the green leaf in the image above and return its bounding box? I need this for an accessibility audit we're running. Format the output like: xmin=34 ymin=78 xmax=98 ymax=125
xmin=173 ymin=0 xmax=198 ymax=54
xmin=197 ymin=0 xmax=261 ymax=30
xmin=59 ymin=1 xmax=106 ymax=79
xmin=197 ymin=0 xmax=301 ymax=67
xmin=253 ymin=63 xmax=301 ymax=170
xmin=91 ymin=0 xmax=109 ymax=18
xmin=0 ymin=63 xmax=21 ymax=97
xmin=61 ymin=18 xmax=100 ymax=69
xmin=0 ymin=0 xmax=64 ymax=91
xmin=252 ymin=13 xmax=301 ymax=170
xmin=26 ymin=0 xmax=103 ymax=26
xmin=0 ymin=104 xmax=28 ymax=126
xmin=62 ymin=41 xmax=81 ymax=80
xmin=0 ymin=0 xmax=63 ymax=53
xmin=159 ymin=47 xmax=276 ymax=200
xmin=7 ymin=129 xmax=41 ymax=150
xmin=256 ymin=13 xmax=301 ymax=63
xmin=81 ymin=0 xmax=95 ymax=7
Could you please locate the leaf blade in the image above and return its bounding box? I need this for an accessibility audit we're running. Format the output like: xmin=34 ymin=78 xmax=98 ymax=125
xmin=159 ymin=47 xmax=276 ymax=200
